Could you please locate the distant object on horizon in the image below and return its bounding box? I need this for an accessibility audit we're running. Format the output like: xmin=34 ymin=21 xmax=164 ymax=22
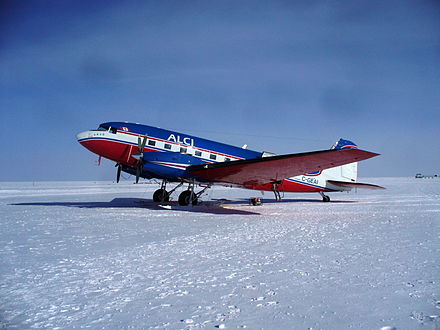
xmin=76 ymin=122 xmax=383 ymax=205
xmin=415 ymin=173 xmax=439 ymax=179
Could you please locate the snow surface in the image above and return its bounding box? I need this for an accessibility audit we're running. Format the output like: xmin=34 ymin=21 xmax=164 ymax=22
xmin=0 ymin=178 xmax=439 ymax=329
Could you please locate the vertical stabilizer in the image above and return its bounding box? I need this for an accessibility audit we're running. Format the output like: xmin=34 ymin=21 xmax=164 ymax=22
xmin=330 ymin=138 xmax=358 ymax=182
xmin=340 ymin=161 xmax=358 ymax=182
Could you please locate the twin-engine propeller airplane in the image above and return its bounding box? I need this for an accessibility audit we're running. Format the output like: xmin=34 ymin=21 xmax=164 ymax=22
xmin=76 ymin=122 xmax=383 ymax=206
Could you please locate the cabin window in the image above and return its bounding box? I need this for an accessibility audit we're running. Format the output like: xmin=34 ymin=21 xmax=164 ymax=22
xmin=194 ymin=150 xmax=202 ymax=157
xmin=180 ymin=147 xmax=187 ymax=154
xmin=210 ymin=154 xmax=217 ymax=160
xmin=164 ymin=143 xmax=172 ymax=150
xmin=148 ymin=140 xmax=156 ymax=146
xmin=225 ymin=157 xmax=231 ymax=162
xmin=109 ymin=127 xmax=117 ymax=134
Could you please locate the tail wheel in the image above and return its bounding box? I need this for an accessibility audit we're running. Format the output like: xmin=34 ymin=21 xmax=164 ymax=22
xmin=178 ymin=190 xmax=198 ymax=206
xmin=319 ymin=191 xmax=331 ymax=202
xmin=153 ymin=189 xmax=170 ymax=202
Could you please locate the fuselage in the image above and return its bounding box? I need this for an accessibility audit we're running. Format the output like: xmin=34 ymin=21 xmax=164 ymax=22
xmin=77 ymin=122 xmax=349 ymax=193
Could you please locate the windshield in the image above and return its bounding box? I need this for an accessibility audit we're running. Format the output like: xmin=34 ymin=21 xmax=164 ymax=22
xmin=92 ymin=125 xmax=117 ymax=133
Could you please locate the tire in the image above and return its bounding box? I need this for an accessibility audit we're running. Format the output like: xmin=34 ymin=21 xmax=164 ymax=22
xmin=178 ymin=190 xmax=198 ymax=206
xmin=153 ymin=189 xmax=170 ymax=202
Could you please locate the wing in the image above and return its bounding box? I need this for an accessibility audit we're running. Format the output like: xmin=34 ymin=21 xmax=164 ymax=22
xmin=327 ymin=180 xmax=385 ymax=190
xmin=188 ymin=148 xmax=380 ymax=187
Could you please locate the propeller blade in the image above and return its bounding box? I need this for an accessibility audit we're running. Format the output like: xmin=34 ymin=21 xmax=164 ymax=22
xmin=136 ymin=165 xmax=141 ymax=184
xmin=135 ymin=134 xmax=147 ymax=184
xmin=116 ymin=164 xmax=122 ymax=183
xmin=138 ymin=135 xmax=148 ymax=152
xmin=97 ymin=156 xmax=102 ymax=166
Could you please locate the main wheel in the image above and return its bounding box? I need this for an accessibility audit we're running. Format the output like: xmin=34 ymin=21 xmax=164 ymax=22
xmin=322 ymin=195 xmax=331 ymax=202
xmin=178 ymin=190 xmax=198 ymax=206
xmin=153 ymin=189 xmax=170 ymax=202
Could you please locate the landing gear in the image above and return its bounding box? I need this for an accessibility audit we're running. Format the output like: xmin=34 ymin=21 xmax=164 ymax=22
xmin=319 ymin=191 xmax=331 ymax=202
xmin=152 ymin=181 xmax=184 ymax=203
xmin=178 ymin=190 xmax=198 ymax=206
xmin=153 ymin=180 xmax=169 ymax=202
xmin=178 ymin=181 xmax=211 ymax=206
xmin=153 ymin=189 xmax=170 ymax=202
xmin=272 ymin=182 xmax=282 ymax=201
xmin=152 ymin=180 xmax=210 ymax=206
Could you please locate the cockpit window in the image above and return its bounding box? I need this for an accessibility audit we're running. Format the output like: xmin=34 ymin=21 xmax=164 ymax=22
xmin=97 ymin=125 xmax=117 ymax=133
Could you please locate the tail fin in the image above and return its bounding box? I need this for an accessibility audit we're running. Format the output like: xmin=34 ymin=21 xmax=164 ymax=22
xmin=339 ymin=161 xmax=358 ymax=182
xmin=331 ymin=138 xmax=358 ymax=182
xmin=331 ymin=138 xmax=359 ymax=150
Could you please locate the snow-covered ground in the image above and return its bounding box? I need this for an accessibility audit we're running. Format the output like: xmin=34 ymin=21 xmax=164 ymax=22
xmin=0 ymin=178 xmax=439 ymax=329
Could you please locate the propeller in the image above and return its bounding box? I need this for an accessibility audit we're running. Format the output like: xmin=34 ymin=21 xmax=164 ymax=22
xmin=115 ymin=163 xmax=122 ymax=183
xmin=134 ymin=135 xmax=148 ymax=184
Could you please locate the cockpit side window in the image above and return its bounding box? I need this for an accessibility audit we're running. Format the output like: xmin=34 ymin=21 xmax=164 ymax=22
xmin=109 ymin=127 xmax=117 ymax=134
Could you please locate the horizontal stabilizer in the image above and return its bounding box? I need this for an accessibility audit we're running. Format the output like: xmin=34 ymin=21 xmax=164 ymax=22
xmin=327 ymin=180 xmax=385 ymax=190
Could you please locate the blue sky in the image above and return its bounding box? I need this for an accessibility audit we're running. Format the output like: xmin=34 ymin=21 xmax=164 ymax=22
xmin=1 ymin=0 xmax=439 ymax=181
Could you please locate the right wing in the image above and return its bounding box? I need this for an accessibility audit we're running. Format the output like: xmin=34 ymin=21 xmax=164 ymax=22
xmin=188 ymin=148 xmax=380 ymax=187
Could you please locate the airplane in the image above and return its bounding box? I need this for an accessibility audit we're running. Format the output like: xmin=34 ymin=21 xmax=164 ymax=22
xmin=76 ymin=122 xmax=383 ymax=206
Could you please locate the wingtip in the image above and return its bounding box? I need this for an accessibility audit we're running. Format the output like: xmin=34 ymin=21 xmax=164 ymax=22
xmin=356 ymin=149 xmax=381 ymax=158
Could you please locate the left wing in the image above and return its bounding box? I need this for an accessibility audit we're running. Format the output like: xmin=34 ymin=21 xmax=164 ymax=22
xmin=188 ymin=148 xmax=379 ymax=187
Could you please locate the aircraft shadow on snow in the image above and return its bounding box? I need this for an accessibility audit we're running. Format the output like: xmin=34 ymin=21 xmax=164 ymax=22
xmin=11 ymin=197 xmax=357 ymax=216
xmin=10 ymin=198 xmax=260 ymax=215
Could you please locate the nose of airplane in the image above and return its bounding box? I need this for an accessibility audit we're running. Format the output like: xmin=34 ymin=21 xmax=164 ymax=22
xmin=76 ymin=130 xmax=90 ymax=144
